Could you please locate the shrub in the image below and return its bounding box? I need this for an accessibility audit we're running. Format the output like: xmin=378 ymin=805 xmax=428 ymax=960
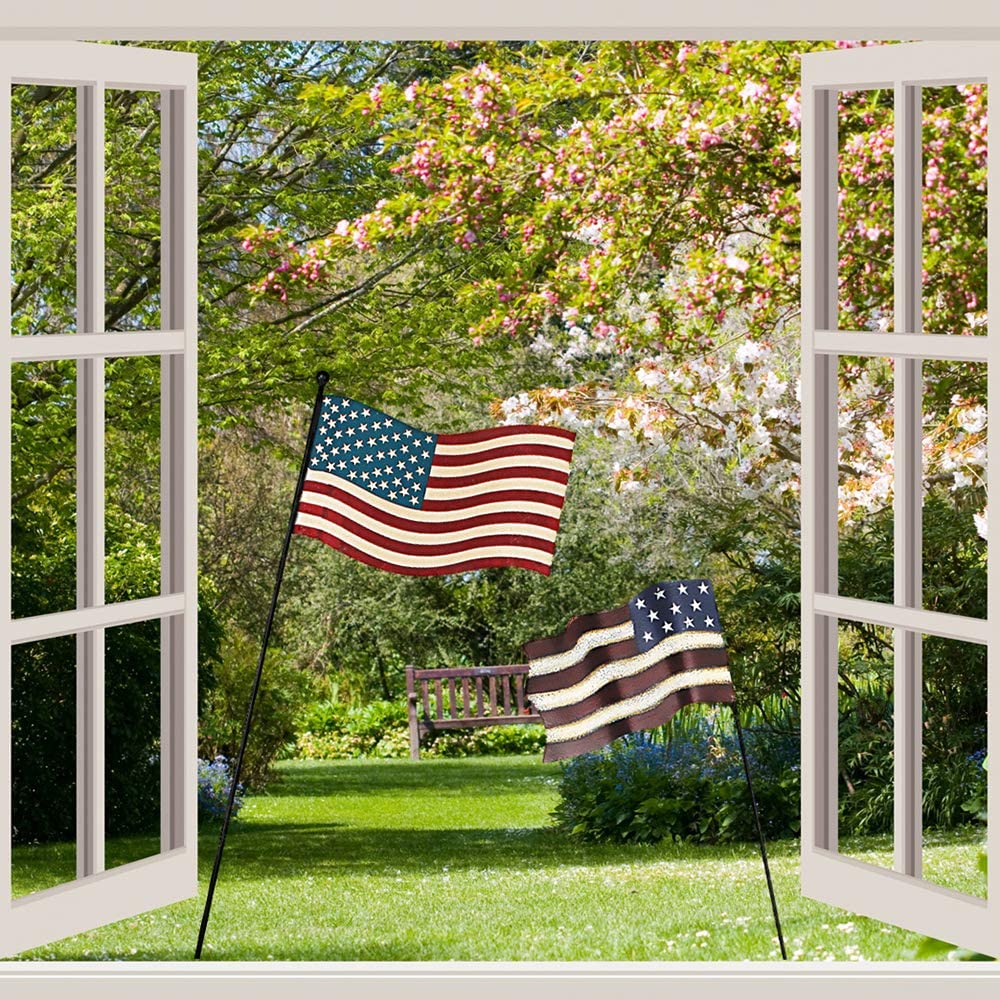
xmin=199 ymin=630 xmax=314 ymax=789
xmin=291 ymin=696 xmax=546 ymax=759
xmin=838 ymin=696 xmax=987 ymax=834
xmin=197 ymin=755 xmax=245 ymax=823
xmin=423 ymin=724 xmax=546 ymax=757
xmin=553 ymin=721 xmax=800 ymax=845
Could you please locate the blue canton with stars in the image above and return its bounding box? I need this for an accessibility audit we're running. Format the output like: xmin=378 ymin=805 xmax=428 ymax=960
xmin=627 ymin=579 xmax=723 ymax=651
xmin=308 ymin=396 xmax=438 ymax=508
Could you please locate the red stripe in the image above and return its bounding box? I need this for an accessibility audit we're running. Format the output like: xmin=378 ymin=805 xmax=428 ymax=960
xmin=296 ymin=501 xmax=557 ymax=556
xmin=421 ymin=488 xmax=566 ymax=512
xmin=426 ymin=466 xmax=569 ymax=490
xmin=300 ymin=482 xmax=562 ymax=533
xmin=431 ymin=442 xmax=573 ymax=466
xmin=438 ymin=425 xmax=576 ymax=445
xmin=293 ymin=524 xmax=552 ymax=576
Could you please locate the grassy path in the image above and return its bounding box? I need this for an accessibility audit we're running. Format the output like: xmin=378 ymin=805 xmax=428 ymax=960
xmin=8 ymin=756 xmax=985 ymax=961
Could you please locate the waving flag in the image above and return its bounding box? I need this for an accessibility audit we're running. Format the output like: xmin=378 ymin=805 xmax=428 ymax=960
xmin=524 ymin=579 xmax=735 ymax=761
xmin=293 ymin=395 xmax=575 ymax=576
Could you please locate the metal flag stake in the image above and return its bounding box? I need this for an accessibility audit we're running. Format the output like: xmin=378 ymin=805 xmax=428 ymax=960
xmin=194 ymin=370 xmax=329 ymax=960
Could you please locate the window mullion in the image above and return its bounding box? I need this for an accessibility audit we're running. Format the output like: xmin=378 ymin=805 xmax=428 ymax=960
xmin=75 ymin=82 xmax=105 ymax=880
xmin=159 ymin=87 xmax=189 ymax=853
xmin=892 ymin=82 xmax=923 ymax=879
xmin=801 ymin=83 xmax=840 ymax=857
xmin=0 ymin=69 xmax=13 ymax=911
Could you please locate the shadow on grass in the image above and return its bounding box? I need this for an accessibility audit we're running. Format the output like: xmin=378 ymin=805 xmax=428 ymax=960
xmin=199 ymin=821 xmax=800 ymax=883
xmin=263 ymin=757 xmax=560 ymax=799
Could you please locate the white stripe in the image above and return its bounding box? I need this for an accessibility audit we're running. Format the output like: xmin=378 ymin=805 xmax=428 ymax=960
xmin=294 ymin=514 xmax=555 ymax=569
xmin=424 ymin=478 xmax=568 ymax=501
xmin=545 ymin=666 xmax=733 ymax=743
xmin=429 ymin=454 xmax=571 ymax=477
xmin=527 ymin=621 xmax=635 ymax=677
xmin=297 ymin=490 xmax=559 ymax=545
xmin=529 ymin=631 xmax=727 ymax=711
xmin=436 ymin=433 xmax=574 ymax=455
xmin=303 ymin=471 xmax=564 ymax=520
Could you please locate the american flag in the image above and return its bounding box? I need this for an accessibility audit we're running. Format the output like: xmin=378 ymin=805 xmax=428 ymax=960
xmin=293 ymin=395 xmax=575 ymax=576
xmin=524 ymin=579 xmax=735 ymax=762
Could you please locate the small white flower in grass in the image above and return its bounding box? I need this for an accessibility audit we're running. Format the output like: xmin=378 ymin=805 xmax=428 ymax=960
xmin=836 ymin=921 xmax=856 ymax=933
xmin=695 ymin=930 xmax=711 ymax=938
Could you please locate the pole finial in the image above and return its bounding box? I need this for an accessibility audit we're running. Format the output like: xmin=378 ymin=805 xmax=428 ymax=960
xmin=316 ymin=370 xmax=330 ymax=389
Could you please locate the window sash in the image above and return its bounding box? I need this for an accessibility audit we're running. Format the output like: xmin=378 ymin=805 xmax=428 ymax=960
xmin=0 ymin=41 xmax=198 ymax=957
xmin=800 ymin=41 xmax=1000 ymax=955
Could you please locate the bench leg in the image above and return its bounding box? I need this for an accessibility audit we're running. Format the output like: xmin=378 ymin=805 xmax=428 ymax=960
xmin=406 ymin=666 xmax=421 ymax=760
xmin=408 ymin=710 xmax=421 ymax=760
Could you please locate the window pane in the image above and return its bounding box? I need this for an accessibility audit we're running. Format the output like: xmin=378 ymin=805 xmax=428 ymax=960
xmin=11 ymin=360 xmax=77 ymax=618
xmin=922 ymin=84 xmax=987 ymax=336
xmin=837 ymin=619 xmax=894 ymax=872
xmin=11 ymin=634 xmax=77 ymax=899
xmin=837 ymin=87 xmax=894 ymax=332
xmin=10 ymin=83 xmax=77 ymax=335
xmin=105 ymin=355 xmax=160 ymax=600
xmin=105 ymin=88 xmax=161 ymax=331
xmin=920 ymin=634 xmax=987 ymax=900
xmin=105 ymin=621 xmax=161 ymax=870
xmin=837 ymin=354 xmax=894 ymax=604
xmin=922 ymin=359 xmax=986 ymax=618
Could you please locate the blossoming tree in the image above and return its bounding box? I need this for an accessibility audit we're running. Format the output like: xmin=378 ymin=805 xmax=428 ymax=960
xmin=244 ymin=41 xmax=984 ymax=555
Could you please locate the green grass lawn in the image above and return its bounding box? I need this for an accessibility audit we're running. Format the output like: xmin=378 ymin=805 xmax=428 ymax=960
xmin=8 ymin=756 xmax=988 ymax=962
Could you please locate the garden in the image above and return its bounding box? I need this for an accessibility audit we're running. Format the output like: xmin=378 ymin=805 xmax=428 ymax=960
xmin=7 ymin=39 xmax=990 ymax=961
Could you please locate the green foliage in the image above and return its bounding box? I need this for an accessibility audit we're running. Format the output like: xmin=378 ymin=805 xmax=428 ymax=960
xmin=293 ymin=699 xmax=410 ymax=759
xmin=422 ymin=724 xmax=546 ymax=758
xmin=198 ymin=630 xmax=315 ymax=789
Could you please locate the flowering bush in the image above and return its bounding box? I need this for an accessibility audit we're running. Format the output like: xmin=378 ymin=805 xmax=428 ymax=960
xmin=553 ymin=722 xmax=800 ymax=845
xmin=197 ymin=755 xmax=245 ymax=824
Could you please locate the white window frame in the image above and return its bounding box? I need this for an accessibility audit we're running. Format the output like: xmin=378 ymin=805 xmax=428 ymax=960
xmin=801 ymin=40 xmax=999 ymax=955
xmin=0 ymin=41 xmax=198 ymax=957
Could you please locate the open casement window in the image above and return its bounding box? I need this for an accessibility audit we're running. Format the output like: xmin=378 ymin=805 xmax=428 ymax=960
xmin=0 ymin=42 xmax=197 ymax=956
xmin=801 ymin=41 xmax=997 ymax=954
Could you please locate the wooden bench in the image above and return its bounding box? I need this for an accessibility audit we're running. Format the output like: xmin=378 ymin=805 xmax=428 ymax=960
xmin=405 ymin=663 xmax=541 ymax=759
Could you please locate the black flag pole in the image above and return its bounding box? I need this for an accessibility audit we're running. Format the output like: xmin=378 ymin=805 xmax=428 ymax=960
xmin=194 ymin=370 xmax=330 ymax=960
xmin=730 ymin=702 xmax=787 ymax=960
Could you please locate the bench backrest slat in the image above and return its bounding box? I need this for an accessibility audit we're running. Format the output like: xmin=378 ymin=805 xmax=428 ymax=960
xmin=501 ymin=674 xmax=512 ymax=715
xmin=434 ymin=678 xmax=445 ymax=720
xmin=475 ymin=676 xmax=485 ymax=716
xmin=514 ymin=673 xmax=526 ymax=715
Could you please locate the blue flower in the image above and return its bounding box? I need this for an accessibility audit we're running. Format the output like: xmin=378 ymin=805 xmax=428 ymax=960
xmin=197 ymin=755 xmax=245 ymax=822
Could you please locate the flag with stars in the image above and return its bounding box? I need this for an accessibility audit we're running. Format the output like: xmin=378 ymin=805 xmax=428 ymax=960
xmin=524 ymin=579 xmax=735 ymax=762
xmin=293 ymin=395 xmax=575 ymax=576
